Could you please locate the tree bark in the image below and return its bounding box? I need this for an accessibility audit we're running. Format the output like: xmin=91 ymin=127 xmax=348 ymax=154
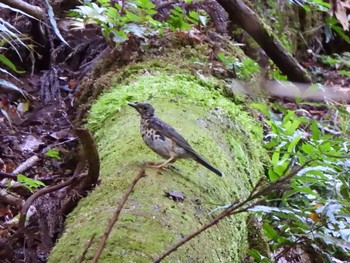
xmin=48 ymin=54 xmax=268 ymax=262
xmin=0 ymin=0 xmax=44 ymax=20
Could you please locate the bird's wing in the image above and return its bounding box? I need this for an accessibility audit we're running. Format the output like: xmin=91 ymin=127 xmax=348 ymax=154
xmin=149 ymin=116 xmax=222 ymax=176
xmin=148 ymin=117 xmax=196 ymax=153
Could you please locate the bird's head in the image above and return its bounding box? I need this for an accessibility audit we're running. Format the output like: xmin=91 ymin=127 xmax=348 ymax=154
xmin=128 ymin=102 xmax=155 ymax=118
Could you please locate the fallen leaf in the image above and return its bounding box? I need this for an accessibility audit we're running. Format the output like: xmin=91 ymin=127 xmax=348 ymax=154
xmin=164 ymin=190 xmax=185 ymax=202
xmin=18 ymin=135 xmax=44 ymax=152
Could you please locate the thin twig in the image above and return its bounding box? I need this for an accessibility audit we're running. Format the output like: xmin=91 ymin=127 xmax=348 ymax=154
xmin=0 ymin=172 xmax=17 ymax=180
xmin=78 ymin=234 xmax=96 ymax=263
xmin=91 ymin=167 xmax=146 ymax=263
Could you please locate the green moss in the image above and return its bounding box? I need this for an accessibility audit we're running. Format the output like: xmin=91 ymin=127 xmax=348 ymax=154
xmin=49 ymin=54 xmax=267 ymax=263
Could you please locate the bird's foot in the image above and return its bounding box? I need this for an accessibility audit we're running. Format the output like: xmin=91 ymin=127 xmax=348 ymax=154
xmin=143 ymin=161 xmax=170 ymax=171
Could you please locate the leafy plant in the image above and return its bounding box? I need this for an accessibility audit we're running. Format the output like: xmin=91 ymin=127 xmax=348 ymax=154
xmin=251 ymin=102 xmax=350 ymax=261
xmin=318 ymin=52 xmax=350 ymax=70
xmin=289 ymin=0 xmax=330 ymax=12
xmin=45 ymin=149 xmax=61 ymax=160
xmin=217 ymin=53 xmax=260 ymax=80
xmin=289 ymin=0 xmax=350 ymax=45
xmin=0 ymin=15 xmax=30 ymax=125
xmin=167 ymin=6 xmax=191 ymax=31
xmin=70 ymin=1 xmax=210 ymax=45
xmin=270 ymin=68 xmax=288 ymax=81
xmin=167 ymin=6 xmax=208 ymax=31
xmin=17 ymin=174 xmax=45 ymax=192
xmin=70 ymin=0 xmax=161 ymax=44
xmin=0 ymin=18 xmax=26 ymax=75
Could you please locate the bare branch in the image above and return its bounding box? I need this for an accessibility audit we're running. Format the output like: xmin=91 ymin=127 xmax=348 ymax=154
xmin=12 ymin=155 xmax=40 ymax=175
xmin=0 ymin=0 xmax=45 ymax=20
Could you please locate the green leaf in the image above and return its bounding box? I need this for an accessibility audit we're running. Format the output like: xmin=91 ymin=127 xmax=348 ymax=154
xmin=297 ymin=166 xmax=335 ymax=176
xmin=0 ymin=54 xmax=25 ymax=73
xmin=17 ymin=174 xmax=45 ymax=191
xmin=274 ymin=157 xmax=290 ymax=176
xmin=283 ymin=186 xmax=320 ymax=200
xmin=263 ymin=222 xmax=279 ymax=240
xmin=312 ymin=233 xmax=350 ymax=251
xmin=310 ymin=120 xmax=320 ymax=140
xmin=319 ymin=141 xmax=331 ymax=152
xmin=296 ymin=175 xmax=326 ymax=185
xmin=282 ymin=110 xmax=294 ymax=126
xmin=339 ymin=70 xmax=350 ymax=77
xmin=332 ymin=25 xmax=350 ymax=45
xmin=188 ymin=11 xmax=199 ymax=24
xmin=44 ymin=0 xmax=69 ymax=46
xmin=137 ymin=0 xmax=155 ymax=9
xmin=287 ymin=135 xmax=301 ymax=153
xmin=271 ymin=151 xmax=280 ymax=165
xmin=125 ymin=12 xmax=142 ymax=22
xmin=45 ymin=149 xmax=61 ymax=160
xmin=250 ymin=103 xmax=271 ymax=117
xmin=247 ymin=249 xmax=270 ymax=262
xmin=120 ymin=214 xmax=136 ymax=222
xmin=268 ymin=169 xmax=279 ymax=181
xmin=285 ymin=119 xmax=300 ymax=135
xmin=301 ymin=143 xmax=317 ymax=158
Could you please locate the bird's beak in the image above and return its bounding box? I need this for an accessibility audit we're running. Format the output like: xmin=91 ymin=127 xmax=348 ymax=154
xmin=128 ymin=102 xmax=141 ymax=114
xmin=128 ymin=103 xmax=137 ymax=109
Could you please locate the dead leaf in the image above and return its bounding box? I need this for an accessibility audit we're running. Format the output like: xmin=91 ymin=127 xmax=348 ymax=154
xmin=329 ymin=0 xmax=350 ymax=31
xmin=17 ymin=101 xmax=30 ymax=113
xmin=18 ymin=135 xmax=44 ymax=152
xmin=164 ymin=190 xmax=185 ymax=202
xmin=49 ymin=129 xmax=71 ymax=140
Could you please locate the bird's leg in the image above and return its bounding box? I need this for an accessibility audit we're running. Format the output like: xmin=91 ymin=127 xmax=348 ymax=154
xmin=151 ymin=154 xmax=175 ymax=169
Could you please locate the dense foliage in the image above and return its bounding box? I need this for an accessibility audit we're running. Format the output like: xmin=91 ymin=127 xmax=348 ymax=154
xmin=250 ymin=102 xmax=350 ymax=262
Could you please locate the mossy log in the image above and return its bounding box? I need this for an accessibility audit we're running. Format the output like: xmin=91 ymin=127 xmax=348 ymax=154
xmin=49 ymin=55 xmax=267 ymax=262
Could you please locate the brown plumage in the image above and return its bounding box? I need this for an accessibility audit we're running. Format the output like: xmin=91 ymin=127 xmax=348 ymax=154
xmin=128 ymin=102 xmax=222 ymax=177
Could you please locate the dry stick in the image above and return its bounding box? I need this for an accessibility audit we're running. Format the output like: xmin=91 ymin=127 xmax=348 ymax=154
xmin=152 ymin=162 xmax=311 ymax=263
xmin=0 ymin=189 xmax=23 ymax=209
xmin=0 ymin=172 xmax=17 ymax=180
xmin=78 ymin=234 xmax=96 ymax=263
xmin=0 ymin=0 xmax=45 ymax=20
xmin=91 ymin=167 xmax=146 ymax=263
xmin=12 ymin=155 xmax=40 ymax=174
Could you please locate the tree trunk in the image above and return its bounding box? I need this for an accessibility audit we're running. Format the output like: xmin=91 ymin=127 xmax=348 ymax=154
xmin=48 ymin=48 xmax=268 ymax=263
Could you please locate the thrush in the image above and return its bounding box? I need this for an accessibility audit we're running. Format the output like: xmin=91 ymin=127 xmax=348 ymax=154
xmin=128 ymin=102 xmax=222 ymax=177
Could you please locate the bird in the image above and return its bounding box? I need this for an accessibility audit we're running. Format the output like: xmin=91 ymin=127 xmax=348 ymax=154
xmin=128 ymin=102 xmax=222 ymax=176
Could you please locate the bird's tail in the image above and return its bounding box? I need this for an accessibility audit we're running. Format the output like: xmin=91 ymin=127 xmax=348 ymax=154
xmin=192 ymin=154 xmax=222 ymax=177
